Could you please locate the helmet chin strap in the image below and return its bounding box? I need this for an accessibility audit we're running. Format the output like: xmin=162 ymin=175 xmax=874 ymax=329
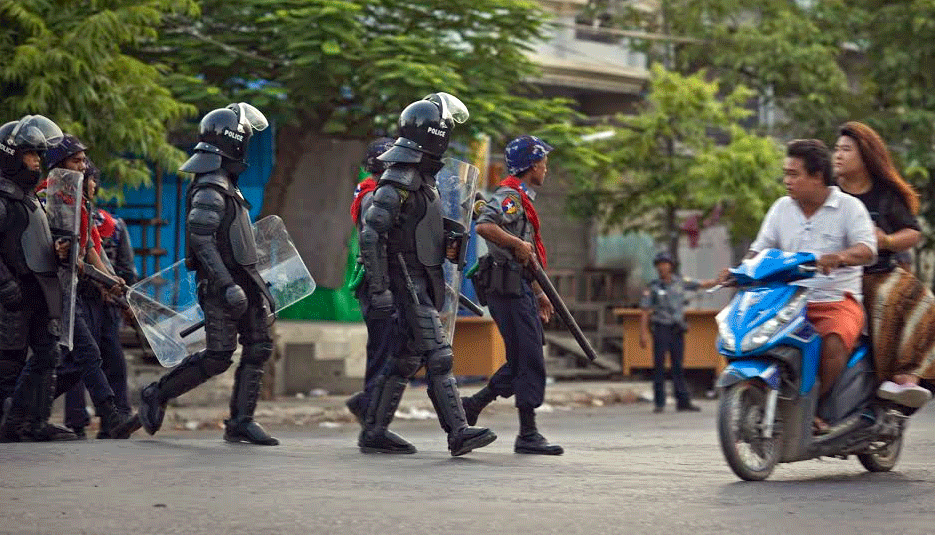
xmin=222 ymin=158 xmax=248 ymax=178
xmin=419 ymin=155 xmax=444 ymax=177
xmin=12 ymin=165 xmax=41 ymax=192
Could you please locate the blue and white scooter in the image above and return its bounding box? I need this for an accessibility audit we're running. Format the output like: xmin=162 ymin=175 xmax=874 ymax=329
xmin=714 ymin=249 xmax=908 ymax=481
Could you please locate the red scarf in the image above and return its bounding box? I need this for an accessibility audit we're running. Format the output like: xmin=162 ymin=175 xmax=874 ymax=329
xmin=500 ymin=176 xmax=547 ymax=269
xmin=349 ymin=176 xmax=378 ymax=224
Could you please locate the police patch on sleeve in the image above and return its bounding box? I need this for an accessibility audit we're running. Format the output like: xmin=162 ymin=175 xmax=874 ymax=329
xmin=501 ymin=196 xmax=518 ymax=215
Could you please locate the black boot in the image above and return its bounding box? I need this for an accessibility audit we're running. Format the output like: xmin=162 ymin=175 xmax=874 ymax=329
xmin=429 ymin=375 xmax=496 ymax=456
xmin=359 ymin=374 xmax=416 ymax=454
xmin=0 ymin=397 xmax=25 ymax=442
xmin=345 ymin=391 xmax=366 ymax=426
xmin=96 ymin=398 xmax=141 ymax=439
xmin=138 ymin=351 xmax=213 ymax=435
xmin=224 ymin=363 xmax=279 ymax=445
xmin=461 ymin=385 xmax=496 ymax=426
xmin=19 ymin=371 xmax=78 ymax=442
xmin=515 ymin=405 xmax=563 ymax=455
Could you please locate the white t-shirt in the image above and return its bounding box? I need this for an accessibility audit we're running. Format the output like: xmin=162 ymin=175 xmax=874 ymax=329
xmin=749 ymin=186 xmax=877 ymax=303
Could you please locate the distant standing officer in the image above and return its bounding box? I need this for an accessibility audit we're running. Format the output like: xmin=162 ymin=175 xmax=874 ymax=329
xmin=463 ymin=135 xmax=562 ymax=455
xmin=639 ymin=251 xmax=716 ymax=413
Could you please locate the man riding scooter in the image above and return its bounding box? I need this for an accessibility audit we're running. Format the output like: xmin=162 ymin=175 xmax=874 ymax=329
xmin=719 ymin=139 xmax=877 ymax=433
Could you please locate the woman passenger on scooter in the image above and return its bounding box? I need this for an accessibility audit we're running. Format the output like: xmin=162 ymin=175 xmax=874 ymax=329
xmin=834 ymin=121 xmax=934 ymax=409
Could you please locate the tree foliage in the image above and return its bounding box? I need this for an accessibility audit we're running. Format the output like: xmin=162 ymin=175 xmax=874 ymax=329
xmin=566 ymin=65 xmax=784 ymax=254
xmin=149 ymin=0 xmax=582 ymax=148
xmin=0 ymin=0 xmax=198 ymax=189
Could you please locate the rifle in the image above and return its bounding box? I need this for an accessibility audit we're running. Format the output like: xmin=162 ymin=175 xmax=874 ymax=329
xmin=527 ymin=257 xmax=598 ymax=362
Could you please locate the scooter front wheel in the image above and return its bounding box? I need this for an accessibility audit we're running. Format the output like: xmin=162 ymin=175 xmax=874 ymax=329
xmin=857 ymin=435 xmax=902 ymax=472
xmin=718 ymin=380 xmax=782 ymax=481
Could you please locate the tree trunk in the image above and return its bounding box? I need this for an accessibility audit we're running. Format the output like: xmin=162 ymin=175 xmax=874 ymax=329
xmin=261 ymin=124 xmax=367 ymax=289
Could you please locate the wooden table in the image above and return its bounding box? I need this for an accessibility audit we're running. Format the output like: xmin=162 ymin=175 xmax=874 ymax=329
xmin=613 ymin=308 xmax=726 ymax=376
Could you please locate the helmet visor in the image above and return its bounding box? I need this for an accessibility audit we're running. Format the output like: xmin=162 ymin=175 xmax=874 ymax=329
xmin=9 ymin=115 xmax=64 ymax=150
xmin=235 ymin=103 xmax=269 ymax=132
xmin=429 ymin=93 xmax=469 ymax=125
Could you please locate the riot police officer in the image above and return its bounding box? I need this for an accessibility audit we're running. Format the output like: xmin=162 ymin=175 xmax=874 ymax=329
xmin=358 ymin=93 xmax=497 ymax=455
xmin=40 ymin=138 xmax=137 ymax=439
xmin=463 ymin=135 xmax=563 ymax=455
xmin=345 ymin=137 xmax=399 ymax=425
xmin=137 ymin=103 xmax=280 ymax=445
xmin=0 ymin=115 xmax=77 ymax=441
xmin=639 ymin=251 xmax=715 ymax=413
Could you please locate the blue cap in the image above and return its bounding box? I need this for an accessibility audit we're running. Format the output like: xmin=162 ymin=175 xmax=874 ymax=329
xmin=654 ymin=251 xmax=675 ymax=266
xmin=43 ymin=134 xmax=87 ymax=169
xmin=505 ymin=135 xmax=553 ymax=176
xmin=362 ymin=137 xmax=395 ymax=174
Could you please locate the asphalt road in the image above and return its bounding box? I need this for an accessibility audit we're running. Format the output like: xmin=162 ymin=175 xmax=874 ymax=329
xmin=2 ymin=401 xmax=933 ymax=535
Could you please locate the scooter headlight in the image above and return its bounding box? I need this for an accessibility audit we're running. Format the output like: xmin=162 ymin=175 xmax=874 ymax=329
xmin=739 ymin=290 xmax=808 ymax=352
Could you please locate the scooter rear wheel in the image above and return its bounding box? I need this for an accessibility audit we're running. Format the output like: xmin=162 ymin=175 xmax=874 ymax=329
xmin=857 ymin=435 xmax=902 ymax=472
xmin=718 ymin=380 xmax=782 ymax=481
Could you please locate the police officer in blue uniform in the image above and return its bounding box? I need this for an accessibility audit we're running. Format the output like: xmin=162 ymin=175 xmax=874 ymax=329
xmin=639 ymin=251 xmax=715 ymax=413
xmin=462 ymin=135 xmax=563 ymax=455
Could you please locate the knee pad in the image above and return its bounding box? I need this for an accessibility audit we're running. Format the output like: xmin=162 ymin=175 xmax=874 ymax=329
xmin=425 ymin=346 xmax=453 ymax=377
xmin=240 ymin=342 xmax=273 ymax=366
xmin=201 ymin=350 xmax=234 ymax=376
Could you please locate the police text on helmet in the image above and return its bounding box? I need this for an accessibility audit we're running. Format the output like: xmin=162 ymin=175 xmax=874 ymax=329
xmin=0 ymin=143 xmax=14 ymax=156
xmin=223 ymin=129 xmax=244 ymax=142
xmin=427 ymin=126 xmax=447 ymax=137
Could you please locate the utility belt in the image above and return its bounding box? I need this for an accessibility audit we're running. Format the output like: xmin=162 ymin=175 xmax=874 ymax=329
xmin=469 ymin=254 xmax=530 ymax=305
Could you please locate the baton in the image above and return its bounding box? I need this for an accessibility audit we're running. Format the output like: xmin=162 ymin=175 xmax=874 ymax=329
xmin=527 ymin=257 xmax=598 ymax=362
xmin=458 ymin=294 xmax=483 ymax=316
xmin=81 ymin=264 xmax=131 ymax=310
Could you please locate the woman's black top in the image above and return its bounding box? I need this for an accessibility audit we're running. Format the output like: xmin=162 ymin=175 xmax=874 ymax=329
xmin=851 ymin=181 xmax=920 ymax=273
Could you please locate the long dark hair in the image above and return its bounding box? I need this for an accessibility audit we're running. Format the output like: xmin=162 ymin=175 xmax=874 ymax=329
xmin=839 ymin=121 xmax=920 ymax=215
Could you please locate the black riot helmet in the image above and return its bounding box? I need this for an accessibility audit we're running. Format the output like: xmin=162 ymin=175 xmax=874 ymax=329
xmin=0 ymin=115 xmax=64 ymax=189
xmin=179 ymin=102 xmax=269 ymax=175
xmin=378 ymin=92 xmax=469 ymax=164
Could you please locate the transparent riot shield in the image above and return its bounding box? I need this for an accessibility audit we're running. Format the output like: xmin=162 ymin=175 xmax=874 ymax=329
xmin=44 ymin=168 xmax=84 ymax=350
xmin=436 ymin=158 xmax=479 ymax=345
xmin=128 ymin=215 xmax=316 ymax=367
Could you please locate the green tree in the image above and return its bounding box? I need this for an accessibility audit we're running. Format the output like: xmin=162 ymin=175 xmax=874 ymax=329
xmin=834 ymin=0 xmax=935 ymax=258
xmin=617 ymin=0 xmax=862 ymax=138
xmin=147 ymin=0 xmax=584 ymax=210
xmin=0 ymin=0 xmax=198 ymax=189
xmin=566 ymin=65 xmax=784 ymax=259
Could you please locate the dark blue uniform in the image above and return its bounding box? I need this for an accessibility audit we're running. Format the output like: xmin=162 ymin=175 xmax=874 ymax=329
xmin=640 ymin=276 xmax=701 ymax=410
xmin=64 ymin=212 xmax=136 ymax=433
xmin=475 ymin=184 xmax=546 ymax=409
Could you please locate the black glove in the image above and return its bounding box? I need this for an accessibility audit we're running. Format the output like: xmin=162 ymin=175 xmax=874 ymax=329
xmin=369 ymin=289 xmax=394 ymax=319
xmin=222 ymin=283 xmax=249 ymax=319
xmin=0 ymin=278 xmax=23 ymax=311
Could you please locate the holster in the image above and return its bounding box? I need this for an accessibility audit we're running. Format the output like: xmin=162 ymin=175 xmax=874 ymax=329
xmin=471 ymin=255 xmax=524 ymax=300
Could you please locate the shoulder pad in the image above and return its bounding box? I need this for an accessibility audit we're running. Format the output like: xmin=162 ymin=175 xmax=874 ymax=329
xmin=371 ymin=183 xmax=406 ymax=206
xmin=378 ymin=164 xmax=422 ymax=191
xmin=190 ymin=185 xmax=227 ymax=210
xmin=192 ymin=172 xmax=234 ymax=194
xmin=0 ymin=177 xmax=24 ymax=201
